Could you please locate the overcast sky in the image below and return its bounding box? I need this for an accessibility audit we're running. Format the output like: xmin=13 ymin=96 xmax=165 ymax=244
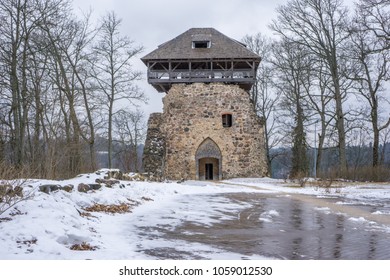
xmin=72 ymin=0 xmax=356 ymax=117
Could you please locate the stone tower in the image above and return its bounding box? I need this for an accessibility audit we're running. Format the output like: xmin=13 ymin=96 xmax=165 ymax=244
xmin=142 ymin=28 xmax=268 ymax=180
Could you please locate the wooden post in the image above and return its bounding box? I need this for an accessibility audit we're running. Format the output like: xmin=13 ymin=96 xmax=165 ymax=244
xmin=189 ymin=61 xmax=192 ymax=81
xmin=168 ymin=60 xmax=172 ymax=80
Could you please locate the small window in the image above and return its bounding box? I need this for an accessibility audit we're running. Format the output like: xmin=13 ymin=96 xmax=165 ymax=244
xmin=192 ymin=41 xmax=210 ymax=49
xmin=222 ymin=114 xmax=232 ymax=127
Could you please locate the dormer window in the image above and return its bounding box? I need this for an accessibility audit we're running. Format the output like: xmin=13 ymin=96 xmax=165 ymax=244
xmin=192 ymin=40 xmax=211 ymax=49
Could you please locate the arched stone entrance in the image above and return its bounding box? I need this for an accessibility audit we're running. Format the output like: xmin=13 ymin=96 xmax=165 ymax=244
xmin=195 ymin=138 xmax=222 ymax=180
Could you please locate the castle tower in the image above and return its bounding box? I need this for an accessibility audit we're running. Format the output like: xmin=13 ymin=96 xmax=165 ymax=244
xmin=142 ymin=28 xmax=268 ymax=180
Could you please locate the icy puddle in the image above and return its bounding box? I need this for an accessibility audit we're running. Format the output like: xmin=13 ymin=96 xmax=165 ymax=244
xmin=131 ymin=192 xmax=390 ymax=260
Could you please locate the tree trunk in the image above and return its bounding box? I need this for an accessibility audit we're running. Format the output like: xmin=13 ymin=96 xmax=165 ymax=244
xmin=10 ymin=6 xmax=22 ymax=166
xmin=291 ymin=100 xmax=308 ymax=178
xmin=316 ymin=120 xmax=326 ymax=176
xmin=108 ymin=99 xmax=114 ymax=169
xmin=332 ymin=63 xmax=347 ymax=174
xmin=372 ymin=98 xmax=379 ymax=167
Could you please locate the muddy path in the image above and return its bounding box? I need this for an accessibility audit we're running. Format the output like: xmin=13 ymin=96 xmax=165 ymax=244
xmin=219 ymin=181 xmax=390 ymax=226
xmin=133 ymin=183 xmax=390 ymax=260
xmin=288 ymin=193 xmax=390 ymax=226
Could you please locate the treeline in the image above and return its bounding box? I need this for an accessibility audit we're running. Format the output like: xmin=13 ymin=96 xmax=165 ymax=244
xmin=1 ymin=0 xmax=388 ymax=181
xmin=0 ymin=0 xmax=146 ymax=178
xmin=245 ymin=0 xmax=390 ymax=180
xmin=272 ymin=143 xmax=390 ymax=180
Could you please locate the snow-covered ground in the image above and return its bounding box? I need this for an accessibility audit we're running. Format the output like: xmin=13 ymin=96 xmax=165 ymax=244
xmin=1 ymin=171 xmax=389 ymax=259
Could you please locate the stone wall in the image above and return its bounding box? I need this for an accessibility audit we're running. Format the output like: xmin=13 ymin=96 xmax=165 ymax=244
xmin=142 ymin=113 xmax=165 ymax=179
xmin=159 ymin=83 xmax=269 ymax=180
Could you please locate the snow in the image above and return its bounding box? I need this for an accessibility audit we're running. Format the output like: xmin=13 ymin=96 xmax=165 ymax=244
xmin=373 ymin=210 xmax=390 ymax=215
xmin=1 ymin=171 xmax=390 ymax=259
xmin=348 ymin=217 xmax=367 ymax=223
xmin=314 ymin=207 xmax=331 ymax=214
xmin=0 ymin=170 xmax=266 ymax=259
xmin=224 ymin=178 xmax=390 ymax=204
xmin=260 ymin=210 xmax=280 ymax=223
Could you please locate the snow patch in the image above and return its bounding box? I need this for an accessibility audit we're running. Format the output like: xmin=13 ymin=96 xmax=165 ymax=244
xmin=372 ymin=210 xmax=390 ymax=215
xmin=315 ymin=207 xmax=330 ymax=211
xmin=348 ymin=217 xmax=367 ymax=223
xmin=260 ymin=210 xmax=280 ymax=223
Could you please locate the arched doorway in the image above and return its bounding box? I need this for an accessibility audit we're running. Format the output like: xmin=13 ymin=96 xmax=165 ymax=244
xmin=195 ymin=138 xmax=222 ymax=180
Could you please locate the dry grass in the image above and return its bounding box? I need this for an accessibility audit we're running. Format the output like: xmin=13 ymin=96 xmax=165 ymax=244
xmin=83 ymin=203 xmax=132 ymax=214
xmin=70 ymin=242 xmax=98 ymax=251
xmin=320 ymin=165 xmax=390 ymax=182
xmin=0 ymin=162 xmax=34 ymax=217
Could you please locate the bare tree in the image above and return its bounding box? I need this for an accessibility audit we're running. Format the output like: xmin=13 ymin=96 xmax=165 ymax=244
xmin=0 ymin=0 xmax=37 ymax=167
xmin=62 ymin=12 xmax=99 ymax=171
xmin=242 ymin=33 xmax=281 ymax=175
xmin=379 ymin=126 xmax=390 ymax=164
xmin=33 ymin=0 xmax=105 ymax=176
xmin=356 ymin=0 xmax=389 ymax=51
xmin=25 ymin=37 xmax=51 ymax=175
xmin=272 ymin=39 xmax=312 ymax=178
xmin=270 ymin=0 xmax=351 ymax=175
xmin=0 ymin=1 xmax=147 ymax=178
xmin=349 ymin=4 xmax=390 ymax=167
xmin=113 ymin=109 xmax=145 ymax=172
xmin=0 ymin=0 xmax=69 ymax=174
xmin=91 ymin=11 xmax=145 ymax=169
xmin=40 ymin=1 xmax=86 ymax=175
xmin=305 ymin=58 xmax=336 ymax=175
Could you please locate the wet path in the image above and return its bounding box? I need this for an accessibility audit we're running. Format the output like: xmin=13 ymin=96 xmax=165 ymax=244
xmin=132 ymin=190 xmax=390 ymax=260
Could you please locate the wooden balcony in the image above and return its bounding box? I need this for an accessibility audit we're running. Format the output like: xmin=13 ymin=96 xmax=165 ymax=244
xmin=146 ymin=59 xmax=258 ymax=92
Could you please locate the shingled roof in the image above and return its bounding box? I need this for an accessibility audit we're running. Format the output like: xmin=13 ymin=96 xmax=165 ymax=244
xmin=141 ymin=28 xmax=260 ymax=62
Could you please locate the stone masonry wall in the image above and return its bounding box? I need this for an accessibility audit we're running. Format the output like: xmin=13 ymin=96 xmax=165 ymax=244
xmin=161 ymin=83 xmax=269 ymax=180
xmin=142 ymin=113 xmax=165 ymax=179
